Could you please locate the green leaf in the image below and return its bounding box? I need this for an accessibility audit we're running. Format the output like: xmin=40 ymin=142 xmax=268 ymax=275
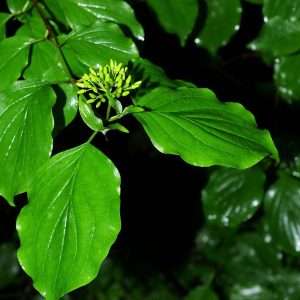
xmin=133 ymin=87 xmax=279 ymax=169
xmin=147 ymin=0 xmax=199 ymax=46
xmin=132 ymin=58 xmax=196 ymax=92
xmin=195 ymin=0 xmax=241 ymax=54
xmin=0 ymin=13 xmax=11 ymax=41
xmin=202 ymin=166 xmax=265 ymax=227
xmin=16 ymin=15 xmax=47 ymax=39
xmin=274 ymin=54 xmax=300 ymax=103
xmin=6 ymin=0 xmax=28 ymax=13
xmin=248 ymin=1 xmax=300 ymax=55
xmin=230 ymin=284 xmax=280 ymax=300
xmin=22 ymin=41 xmax=78 ymax=131
xmin=79 ymin=98 xmax=104 ymax=131
xmin=43 ymin=0 xmax=144 ymax=40
xmin=184 ymin=285 xmax=218 ymax=300
xmin=17 ymin=143 xmax=121 ymax=300
xmin=60 ymin=21 xmax=139 ymax=77
xmin=0 ymin=36 xmax=34 ymax=91
xmin=0 ymin=81 xmax=55 ymax=205
xmin=264 ymin=172 xmax=300 ymax=254
xmin=243 ymin=0 xmax=263 ymax=4
xmin=248 ymin=17 xmax=300 ymax=56
xmin=0 ymin=243 xmax=19 ymax=288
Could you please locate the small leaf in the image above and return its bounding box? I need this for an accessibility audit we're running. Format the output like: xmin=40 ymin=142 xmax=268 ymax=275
xmin=44 ymin=0 xmax=144 ymax=40
xmin=0 ymin=36 xmax=34 ymax=91
xmin=0 ymin=81 xmax=55 ymax=205
xmin=79 ymin=98 xmax=104 ymax=131
xmin=60 ymin=21 xmax=139 ymax=77
xmin=108 ymin=123 xmax=129 ymax=133
xmin=133 ymin=87 xmax=279 ymax=169
xmin=202 ymin=166 xmax=265 ymax=227
xmin=264 ymin=172 xmax=300 ymax=254
xmin=17 ymin=143 xmax=121 ymax=300
xmin=146 ymin=0 xmax=198 ymax=46
xmin=195 ymin=0 xmax=241 ymax=54
xmin=184 ymin=285 xmax=219 ymax=300
xmin=274 ymin=54 xmax=300 ymax=103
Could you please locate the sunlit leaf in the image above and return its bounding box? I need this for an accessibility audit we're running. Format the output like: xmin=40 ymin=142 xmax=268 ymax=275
xmin=60 ymin=22 xmax=139 ymax=77
xmin=6 ymin=0 xmax=28 ymax=13
xmin=195 ymin=0 xmax=241 ymax=54
xmin=0 ymin=36 xmax=34 ymax=91
xmin=202 ymin=166 xmax=265 ymax=227
xmin=133 ymin=87 xmax=279 ymax=169
xmin=0 ymin=81 xmax=55 ymax=205
xmin=43 ymin=0 xmax=144 ymax=40
xmin=264 ymin=172 xmax=300 ymax=254
xmin=79 ymin=98 xmax=104 ymax=131
xmin=17 ymin=143 xmax=121 ymax=300
xmin=147 ymin=0 xmax=198 ymax=46
xmin=0 ymin=13 xmax=11 ymax=41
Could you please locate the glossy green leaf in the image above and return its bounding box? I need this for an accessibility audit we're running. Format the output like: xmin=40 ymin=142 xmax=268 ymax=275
xmin=274 ymin=54 xmax=300 ymax=103
xmin=184 ymin=285 xmax=218 ymax=300
xmin=0 ymin=13 xmax=11 ymax=41
xmin=195 ymin=0 xmax=241 ymax=54
xmin=230 ymin=284 xmax=280 ymax=300
xmin=23 ymin=41 xmax=78 ymax=131
xmin=249 ymin=1 xmax=300 ymax=56
xmin=202 ymin=167 xmax=265 ymax=227
xmin=264 ymin=172 xmax=300 ymax=254
xmin=16 ymin=15 xmax=47 ymax=39
xmin=0 ymin=36 xmax=34 ymax=91
xmin=43 ymin=0 xmax=144 ymax=40
xmin=0 ymin=243 xmax=19 ymax=288
xmin=79 ymin=98 xmax=104 ymax=131
xmin=147 ymin=0 xmax=198 ymax=46
xmin=133 ymin=87 xmax=279 ymax=169
xmin=17 ymin=143 xmax=121 ymax=300
xmin=0 ymin=81 xmax=55 ymax=205
xmin=6 ymin=0 xmax=28 ymax=13
xmin=60 ymin=22 xmax=139 ymax=77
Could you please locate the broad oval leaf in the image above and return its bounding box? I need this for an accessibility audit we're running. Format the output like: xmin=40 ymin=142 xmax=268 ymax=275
xmin=264 ymin=172 xmax=300 ymax=254
xmin=0 ymin=36 xmax=34 ymax=91
xmin=133 ymin=87 xmax=279 ymax=169
xmin=202 ymin=167 xmax=265 ymax=227
xmin=0 ymin=81 xmax=55 ymax=205
xmin=147 ymin=0 xmax=198 ymax=46
xmin=196 ymin=0 xmax=241 ymax=54
xmin=274 ymin=54 xmax=300 ymax=103
xmin=17 ymin=143 xmax=121 ymax=300
xmin=44 ymin=0 xmax=144 ymax=40
xmin=60 ymin=22 xmax=139 ymax=77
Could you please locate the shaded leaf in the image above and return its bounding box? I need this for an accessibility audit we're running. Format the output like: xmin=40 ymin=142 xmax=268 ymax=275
xmin=0 ymin=36 xmax=34 ymax=91
xmin=264 ymin=172 xmax=300 ymax=254
xmin=230 ymin=284 xmax=280 ymax=300
xmin=147 ymin=0 xmax=198 ymax=46
xmin=185 ymin=285 xmax=219 ymax=300
xmin=202 ymin=166 xmax=265 ymax=227
xmin=133 ymin=87 xmax=279 ymax=169
xmin=0 ymin=81 xmax=55 ymax=205
xmin=274 ymin=54 xmax=300 ymax=103
xmin=195 ymin=0 xmax=241 ymax=54
xmin=0 ymin=243 xmax=19 ymax=288
xmin=60 ymin=22 xmax=139 ymax=77
xmin=17 ymin=143 xmax=121 ymax=300
xmin=44 ymin=0 xmax=144 ymax=40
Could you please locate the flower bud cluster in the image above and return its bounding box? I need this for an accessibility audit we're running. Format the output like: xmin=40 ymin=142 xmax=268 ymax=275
xmin=76 ymin=59 xmax=142 ymax=108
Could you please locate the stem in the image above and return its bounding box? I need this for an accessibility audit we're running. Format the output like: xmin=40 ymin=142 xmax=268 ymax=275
xmin=31 ymin=0 xmax=73 ymax=80
xmin=87 ymin=131 xmax=98 ymax=143
xmin=106 ymin=104 xmax=112 ymax=121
